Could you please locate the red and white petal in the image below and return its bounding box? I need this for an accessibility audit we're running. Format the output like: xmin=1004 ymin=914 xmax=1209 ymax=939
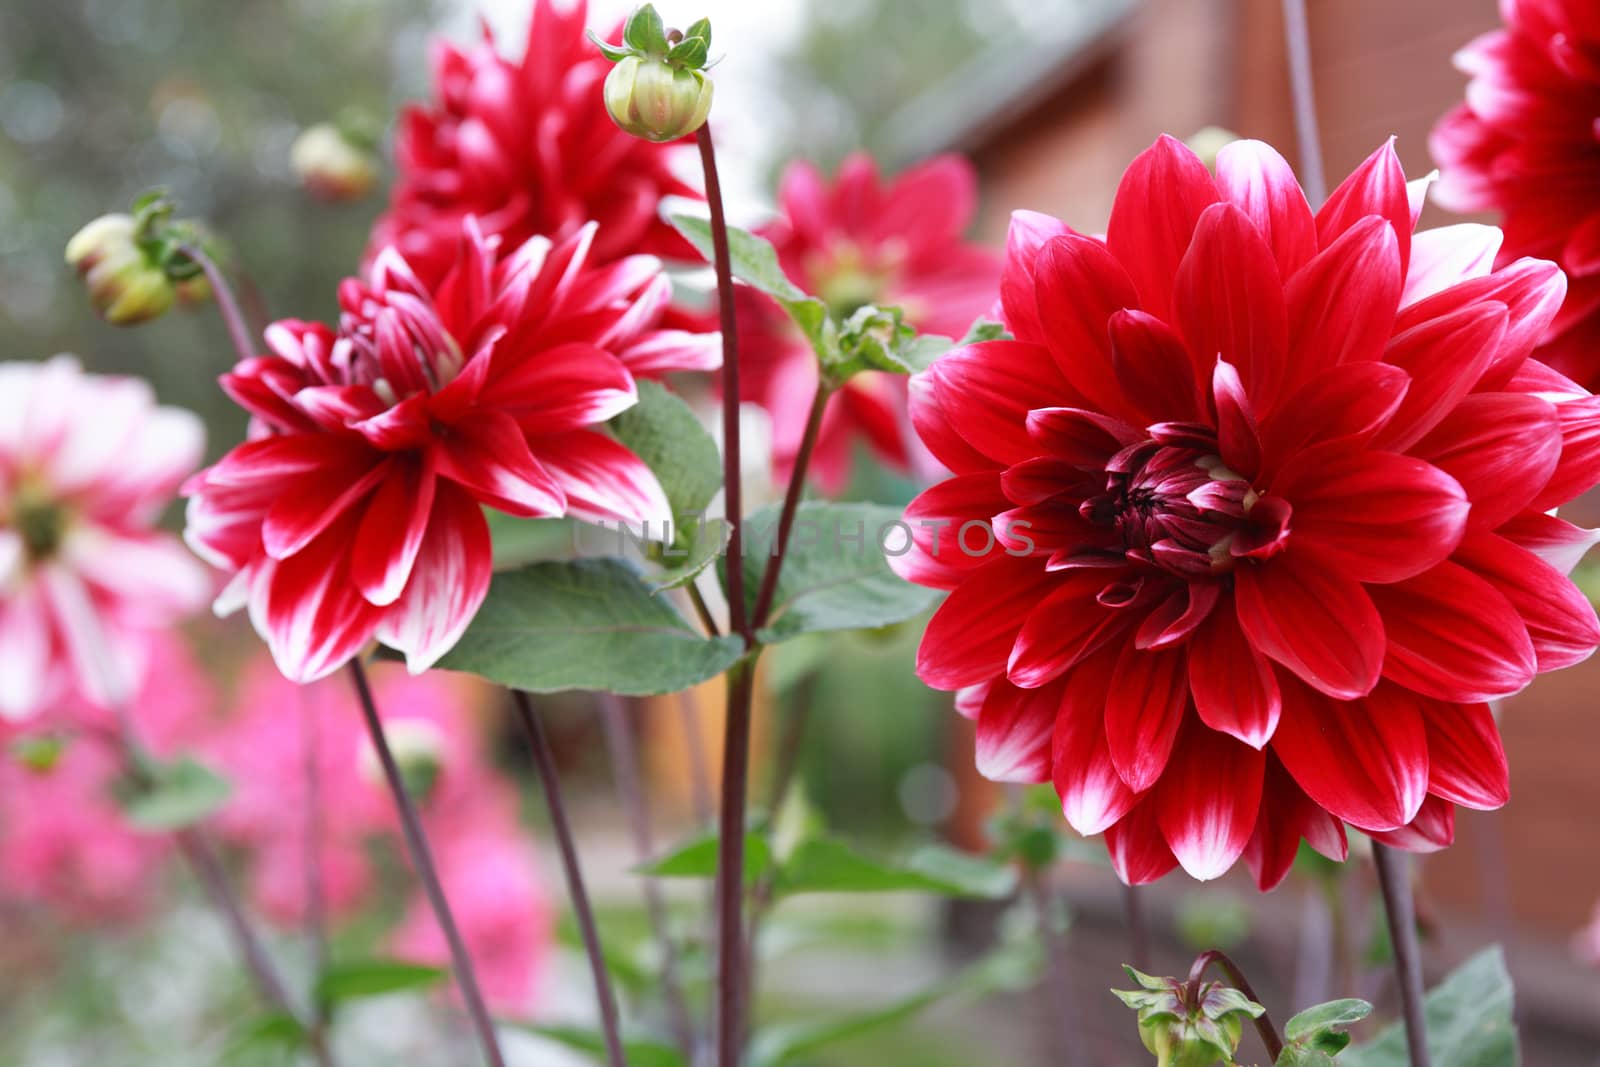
xmin=1156 ymin=720 xmax=1265 ymax=881
xmin=1272 ymin=680 xmax=1429 ymax=833
xmin=1411 ymin=393 xmax=1561 ymax=533
xmin=1529 ymin=395 xmax=1600 ymax=512
xmin=999 ymin=210 xmax=1074 ymax=344
xmin=974 ymin=679 xmax=1058 ymax=784
xmin=530 ymin=430 xmax=671 ymax=528
xmin=433 ymin=411 xmax=567 ymax=518
xmin=917 ymin=557 xmax=1053 ymax=691
xmin=1284 ymin=216 xmax=1403 ymax=389
xmin=892 ymin=472 xmax=1013 ymax=589
xmin=1033 ymin=234 xmax=1145 ymax=422
xmin=1401 ymin=224 xmax=1503 ymax=308
xmin=1243 ymin=755 xmax=1347 ymax=892
xmin=1103 ymin=640 xmax=1188 ymax=792
xmin=1370 ymin=795 xmax=1456 ymax=854
xmin=376 ymin=484 xmax=493 ymax=674
xmin=478 ymin=342 xmax=639 ymax=429
xmin=1213 ymin=138 xmax=1317 ymax=280
xmin=1420 ymin=699 xmax=1509 ymax=810
xmin=351 ymin=459 xmax=439 ymax=608
xmin=618 ymin=329 xmax=721 ymax=375
xmin=1188 ymin=605 xmax=1281 ymax=748
xmin=1454 ymin=531 xmax=1600 ymax=671
xmin=1258 ymin=360 xmax=1410 ymax=472
xmin=1315 ymin=138 xmax=1413 ymax=274
xmin=1053 ymin=647 xmax=1141 ymax=836
xmin=1369 ymin=561 xmax=1537 ymax=702
xmin=907 ymin=371 xmax=997 ymax=476
xmin=0 ymin=573 xmax=52 ymax=719
xmin=1104 ymin=800 xmax=1179 ymax=885
xmin=38 ymin=564 xmax=141 ymax=710
xmin=256 ymin=519 xmax=384 ymax=683
xmin=1008 ymin=571 xmax=1132 ymax=689
xmin=1109 ymin=309 xmax=1206 ymax=423
xmin=928 ymin=341 xmax=1074 ymax=466
xmin=63 ymin=527 xmax=212 ymax=621
xmin=1235 ymin=550 xmax=1385 ymax=700
xmin=1397 ymin=257 xmax=1565 ymax=389
xmin=1375 ymin=302 xmax=1508 ymax=451
xmin=261 ymin=455 xmax=392 ymax=561
xmin=1496 ymin=511 xmax=1600 ymax=574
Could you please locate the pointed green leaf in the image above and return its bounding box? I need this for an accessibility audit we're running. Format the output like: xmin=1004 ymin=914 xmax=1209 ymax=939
xmin=315 ymin=958 xmax=446 ymax=1007
xmin=1343 ymin=948 xmax=1516 ymax=1067
xmin=773 ymin=837 xmax=1015 ymax=899
xmin=522 ymin=1024 xmax=688 ymax=1067
xmin=623 ymin=4 xmax=667 ymax=53
xmin=667 ymin=36 xmax=708 ymax=68
xmin=733 ymin=502 xmax=941 ymax=643
xmin=122 ymin=756 xmax=232 ymax=831
xmin=225 ymin=1013 xmax=308 ymax=1062
xmin=608 ymin=379 xmax=721 ymax=543
xmin=1286 ymin=998 xmax=1372 ymax=1042
xmin=683 ymin=17 xmax=711 ymax=45
xmin=648 ymin=517 xmax=729 ymax=592
xmin=432 ymin=558 xmax=745 ymax=695
xmin=635 ymin=830 xmax=772 ymax=884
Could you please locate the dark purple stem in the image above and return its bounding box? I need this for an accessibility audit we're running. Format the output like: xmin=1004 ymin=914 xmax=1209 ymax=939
xmin=751 ymin=383 xmax=830 ymax=629
xmin=1185 ymin=950 xmax=1284 ymax=1062
xmin=713 ymin=660 xmax=756 ymax=1067
xmin=513 ymin=691 xmax=628 ymax=1067
xmin=346 ymin=660 xmax=506 ymax=1067
xmin=1373 ymin=843 xmax=1432 ymax=1067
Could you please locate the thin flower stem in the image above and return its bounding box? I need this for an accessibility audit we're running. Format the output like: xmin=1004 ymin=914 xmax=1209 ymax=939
xmin=597 ymin=692 xmax=695 ymax=1061
xmin=1185 ymin=950 xmax=1284 ymax=1062
xmin=301 ymin=687 xmax=329 ymax=985
xmin=695 ymin=122 xmax=750 ymax=648
xmin=714 ymin=659 xmax=757 ymax=1067
xmin=1280 ymin=0 xmax=1327 ymax=206
xmin=1122 ymin=881 xmax=1151 ymax=972
xmin=345 ymin=660 xmax=507 ymax=1067
xmin=686 ymin=579 xmax=722 ymax=638
xmin=512 ymin=690 xmax=629 ymax=1067
xmin=1373 ymin=843 xmax=1432 ymax=1067
xmin=751 ymin=383 xmax=831 ymax=629
xmin=1024 ymin=867 xmax=1086 ymax=1067
xmin=179 ymin=241 xmax=257 ymax=365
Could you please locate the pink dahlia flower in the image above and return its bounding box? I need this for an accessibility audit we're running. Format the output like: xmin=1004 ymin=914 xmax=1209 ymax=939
xmin=184 ymin=221 xmax=715 ymax=683
xmin=739 ymin=154 xmax=1001 ymax=492
xmin=898 ymin=136 xmax=1600 ymax=888
xmin=370 ymin=0 xmax=700 ymax=290
xmin=1432 ymin=0 xmax=1600 ymax=386
xmin=0 ymin=356 xmax=208 ymax=719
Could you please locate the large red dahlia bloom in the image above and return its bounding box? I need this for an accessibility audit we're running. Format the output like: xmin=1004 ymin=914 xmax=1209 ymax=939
xmin=185 ymin=221 xmax=715 ymax=683
xmin=739 ymin=153 xmax=1000 ymax=492
xmin=1432 ymin=0 xmax=1600 ymax=386
xmin=897 ymin=135 xmax=1600 ymax=888
xmin=370 ymin=0 xmax=700 ymax=290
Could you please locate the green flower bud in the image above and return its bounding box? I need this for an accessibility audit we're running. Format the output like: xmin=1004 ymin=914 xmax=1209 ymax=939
xmin=1113 ymin=966 xmax=1264 ymax=1067
xmin=604 ymin=54 xmax=713 ymax=142
xmin=65 ymin=213 xmax=176 ymax=326
xmin=290 ymin=122 xmax=379 ymax=201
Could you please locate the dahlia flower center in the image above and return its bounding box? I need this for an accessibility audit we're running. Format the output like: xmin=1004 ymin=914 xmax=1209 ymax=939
xmin=1077 ymin=425 xmax=1288 ymax=578
xmin=336 ymin=290 xmax=465 ymax=402
xmin=812 ymin=243 xmax=891 ymax=319
xmin=9 ymin=482 xmax=70 ymax=563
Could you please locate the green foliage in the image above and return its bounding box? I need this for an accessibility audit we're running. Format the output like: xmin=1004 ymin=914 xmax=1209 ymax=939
xmin=120 ymin=756 xmax=232 ymax=831
xmin=609 ymin=379 xmax=722 ymax=541
xmin=774 ymin=838 xmax=1015 ymax=899
xmin=433 ymin=558 xmax=745 ymax=695
xmin=735 ymin=501 xmax=941 ymax=643
xmin=313 ymin=958 xmax=446 ymax=1010
xmin=1276 ymin=999 xmax=1373 ymax=1061
xmin=636 ymin=830 xmax=773 ymax=884
xmin=225 ymin=1013 xmax=307 ymax=1062
xmin=523 ymin=1025 xmax=688 ymax=1067
xmin=1342 ymin=948 xmax=1517 ymax=1067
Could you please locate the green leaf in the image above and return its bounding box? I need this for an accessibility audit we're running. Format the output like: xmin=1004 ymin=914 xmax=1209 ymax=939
xmin=484 ymin=511 xmax=578 ymax=569
xmin=433 ymin=558 xmax=746 ymax=696
xmin=314 ymin=958 xmax=446 ymax=1007
xmin=608 ymin=379 xmax=721 ymax=543
xmin=1286 ymin=998 xmax=1372 ymax=1043
xmin=957 ymin=318 xmax=1010 ymax=345
xmin=122 ymin=756 xmax=232 ymax=831
xmin=623 ymin=3 xmax=667 ymax=54
xmin=747 ymin=944 xmax=1037 ymax=1067
xmin=1276 ymin=1050 xmax=1340 ymax=1067
xmin=648 ymin=517 xmax=729 ymax=592
xmin=773 ymin=838 xmax=1015 ymax=899
xmin=586 ymin=29 xmax=634 ymax=62
xmin=665 ymin=213 xmax=832 ymax=361
xmin=667 ymin=35 xmax=708 ymax=68
xmin=225 ymin=1012 xmax=307 ymax=1062
xmin=1343 ymin=948 xmax=1516 ymax=1067
xmin=522 ymin=1024 xmax=688 ymax=1067
xmin=636 ymin=830 xmax=772 ymax=884
xmin=734 ymin=502 xmax=941 ymax=643
xmin=683 ymin=16 xmax=711 ymax=46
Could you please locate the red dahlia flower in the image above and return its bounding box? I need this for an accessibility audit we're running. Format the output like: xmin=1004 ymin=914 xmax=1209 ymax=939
xmin=1432 ymin=0 xmax=1600 ymax=386
xmin=897 ymin=135 xmax=1600 ymax=888
xmin=740 ymin=153 xmax=1000 ymax=492
xmin=370 ymin=0 xmax=700 ymax=290
xmin=184 ymin=221 xmax=716 ymax=683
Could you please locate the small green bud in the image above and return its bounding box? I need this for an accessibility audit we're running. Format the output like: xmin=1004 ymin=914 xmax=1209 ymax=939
xmin=290 ymin=122 xmax=379 ymax=201
xmin=1113 ymin=966 xmax=1265 ymax=1067
xmin=604 ymin=55 xmax=713 ymax=142
xmin=65 ymin=213 xmax=176 ymax=326
xmin=10 ymin=733 xmax=70 ymax=774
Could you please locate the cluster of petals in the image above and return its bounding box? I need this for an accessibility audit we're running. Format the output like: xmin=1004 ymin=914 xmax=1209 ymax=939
xmin=183 ymin=220 xmax=717 ymax=683
xmin=739 ymin=154 xmax=1000 ymax=492
xmin=0 ymin=356 xmax=209 ymax=720
xmin=370 ymin=0 xmax=699 ymax=289
xmin=1432 ymin=0 xmax=1600 ymax=387
xmin=0 ymin=634 xmax=211 ymax=922
xmin=896 ymin=135 xmax=1600 ymax=888
xmin=207 ymin=658 xmax=550 ymax=1011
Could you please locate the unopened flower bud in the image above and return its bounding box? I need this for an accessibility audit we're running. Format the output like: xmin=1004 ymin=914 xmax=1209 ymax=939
xmin=604 ymin=55 xmax=713 ymax=142
xmin=65 ymin=213 xmax=176 ymax=326
xmin=1113 ymin=966 xmax=1263 ymax=1067
xmin=291 ymin=122 xmax=379 ymax=201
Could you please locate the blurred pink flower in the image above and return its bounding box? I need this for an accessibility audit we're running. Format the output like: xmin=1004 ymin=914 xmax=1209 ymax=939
xmin=0 ymin=357 xmax=209 ymax=719
xmin=739 ymin=154 xmax=1001 ymax=492
xmin=390 ymin=821 xmax=552 ymax=1015
xmin=0 ymin=633 xmax=213 ymax=922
